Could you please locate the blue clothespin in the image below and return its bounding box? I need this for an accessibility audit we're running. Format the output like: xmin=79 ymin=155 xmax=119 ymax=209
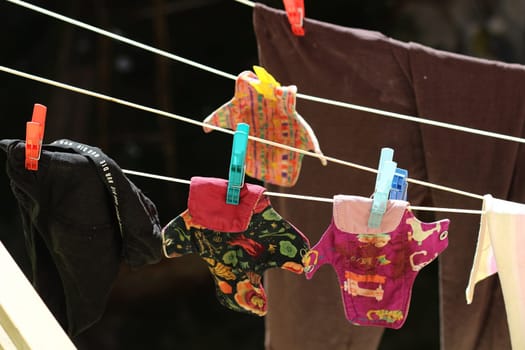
xmin=368 ymin=148 xmax=397 ymax=228
xmin=227 ymin=123 xmax=250 ymax=205
xmin=389 ymin=168 xmax=408 ymax=201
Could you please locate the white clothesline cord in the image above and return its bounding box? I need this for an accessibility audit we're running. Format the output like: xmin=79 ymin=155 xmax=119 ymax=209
xmin=408 ymin=206 xmax=483 ymax=214
xmin=7 ymin=0 xmax=525 ymax=146
xmin=233 ymin=0 xmax=255 ymax=7
xmin=123 ymin=170 xmax=192 ymax=185
xmin=122 ymin=169 xmax=484 ymax=214
xmin=295 ymin=93 xmax=525 ymax=144
xmin=0 ymin=65 xmax=484 ymax=201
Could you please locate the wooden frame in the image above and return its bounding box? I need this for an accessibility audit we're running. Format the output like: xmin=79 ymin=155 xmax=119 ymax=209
xmin=0 ymin=242 xmax=76 ymax=349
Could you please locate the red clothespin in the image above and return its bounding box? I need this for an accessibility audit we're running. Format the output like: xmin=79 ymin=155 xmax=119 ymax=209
xmin=25 ymin=104 xmax=47 ymax=171
xmin=283 ymin=0 xmax=305 ymax=36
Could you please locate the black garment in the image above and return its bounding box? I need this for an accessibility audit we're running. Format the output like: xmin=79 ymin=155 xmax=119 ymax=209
xmin=0 ymin=139 xmax=163 ymax=336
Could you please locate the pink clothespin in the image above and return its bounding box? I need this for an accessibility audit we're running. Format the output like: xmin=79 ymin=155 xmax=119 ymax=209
xmin=25 ymin=104 xmax=47 ymax=171
xmin=283 ymin=0 xmax=305 ymax=36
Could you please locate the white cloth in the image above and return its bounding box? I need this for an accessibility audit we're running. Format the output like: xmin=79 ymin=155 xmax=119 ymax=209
xmin=466 ymin=194 xmax=525 ymax=350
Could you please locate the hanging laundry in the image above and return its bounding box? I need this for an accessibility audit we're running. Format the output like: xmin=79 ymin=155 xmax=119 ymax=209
xmin=202 ymin=66 xmax=326 ymax=187
xmin=0 ymin=139 xmax=163 ymax=336
xmin=254 ymin=4 xmax=525 ymax=350
xmin=303 ymin=195 xmax=449 ymax=328
xmin=466 ymin=195 xmax=525 ymax=350
xmin=161 ymin=176 xmax=309 ymax=316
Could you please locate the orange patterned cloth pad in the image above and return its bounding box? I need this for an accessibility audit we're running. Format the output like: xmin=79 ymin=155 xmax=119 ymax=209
xmin=203 ymin=68 xmax=326 ymax=187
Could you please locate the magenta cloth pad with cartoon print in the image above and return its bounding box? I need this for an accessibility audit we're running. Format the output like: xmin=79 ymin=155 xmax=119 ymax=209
xmin=303 ymin=195 xmax=449 ymax=329
xmin=161 ymin=177 xmax=309 ymax=316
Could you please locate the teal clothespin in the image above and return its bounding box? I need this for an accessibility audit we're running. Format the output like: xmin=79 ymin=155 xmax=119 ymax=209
xmin=368 ymin=148 xmax=397 ymax=228
xmin=389 ymin=168 xmax=408 ymax=201
xmin=226 ymin=123 xmax=250 ymax=205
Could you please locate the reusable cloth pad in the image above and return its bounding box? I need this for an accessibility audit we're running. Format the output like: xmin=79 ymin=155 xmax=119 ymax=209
xmin=203 ymin=68 xmax=326 ymax=187
xmin=466 ymin=194 xmax=525 ymax=350
xmin=161 ymin=177 xmax=310 ymax=316
xmin=303 ymin=195 xmax=449 ymax=328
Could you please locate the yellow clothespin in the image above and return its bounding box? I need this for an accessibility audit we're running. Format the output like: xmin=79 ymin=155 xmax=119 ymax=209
xmin=250 ymin=66 xmax=281 ymax=100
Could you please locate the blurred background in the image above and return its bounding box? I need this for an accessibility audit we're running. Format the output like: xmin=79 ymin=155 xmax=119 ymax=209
xmin=1 ymin=0 xmax=524 ymax=349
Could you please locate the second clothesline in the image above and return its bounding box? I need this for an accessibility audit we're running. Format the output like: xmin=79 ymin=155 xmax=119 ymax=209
xmin=122 ymin=169 xmax=484 ymax=215
xmin=0 ymin=65 xmax=486 ymax=204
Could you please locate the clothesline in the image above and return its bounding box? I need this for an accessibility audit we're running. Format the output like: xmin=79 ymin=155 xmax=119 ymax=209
xmin=6 ymin=0 xmax=525 ymax=146
xmin=121 ymin=169 xmax=484 ymax=214
xmin=234 ymin=0 xmax=255 ymax=7
xmin=0 ymin=65 xmax=485 ymax=202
